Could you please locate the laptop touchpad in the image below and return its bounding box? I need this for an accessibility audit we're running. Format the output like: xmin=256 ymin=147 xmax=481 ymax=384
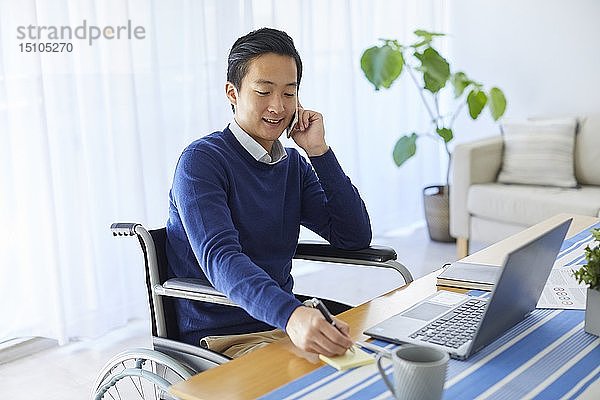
xmin=401 ymin=302 xmax=451 ymax=321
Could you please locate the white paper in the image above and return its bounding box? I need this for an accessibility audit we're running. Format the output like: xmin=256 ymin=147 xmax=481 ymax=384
xmin=537 ymin=235 xmax=594 ymax=310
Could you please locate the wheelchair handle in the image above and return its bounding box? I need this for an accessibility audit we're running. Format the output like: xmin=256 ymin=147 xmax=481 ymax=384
xmin=110 ymin=222 xmax=141 ymax=236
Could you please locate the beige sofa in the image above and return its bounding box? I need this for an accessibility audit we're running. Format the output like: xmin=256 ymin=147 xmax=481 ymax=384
xmin=450 ymin=115 xmax=600 ymax=258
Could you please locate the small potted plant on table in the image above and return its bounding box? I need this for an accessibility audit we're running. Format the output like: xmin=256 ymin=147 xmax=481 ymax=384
xmin=573 ymin=228 xmax=600 ymax=336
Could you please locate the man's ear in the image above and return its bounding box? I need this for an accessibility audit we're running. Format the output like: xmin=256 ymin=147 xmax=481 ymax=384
xmin=225 ymin=82 xmax=238 ymax=108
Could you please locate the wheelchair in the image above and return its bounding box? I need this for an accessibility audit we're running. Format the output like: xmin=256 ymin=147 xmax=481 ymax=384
xmin=91 ymin=222 xmax=413 ymax=399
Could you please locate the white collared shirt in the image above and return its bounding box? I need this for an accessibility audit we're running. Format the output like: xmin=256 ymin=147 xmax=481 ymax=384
xmin=228 ymin=119 xmax=288 ymax=165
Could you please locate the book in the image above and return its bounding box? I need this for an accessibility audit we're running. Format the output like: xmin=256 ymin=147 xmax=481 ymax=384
xmin=319 ymin=346 xmax=375 ymax=371
xmin=436 ymin=262 xmax=502 ymax=291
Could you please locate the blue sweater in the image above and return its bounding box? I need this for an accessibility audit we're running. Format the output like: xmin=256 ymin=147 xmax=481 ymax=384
xmin=166 ymin=127 xmax=371 ymax=345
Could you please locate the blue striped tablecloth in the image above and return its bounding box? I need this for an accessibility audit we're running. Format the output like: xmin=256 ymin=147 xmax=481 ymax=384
xmin=261 ymin=302 xmax=599 ymax=399
xmin=261 ymin=222 xmax=600 ymax=400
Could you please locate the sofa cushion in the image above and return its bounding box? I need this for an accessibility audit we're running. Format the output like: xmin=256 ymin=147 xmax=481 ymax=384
xmin=498 ymin=118 xmax=578 ymax=188
xmin=575 ymin=115 xmax=600 ymax=185
xmin=467 ymin=183 xmax=600 ymax=226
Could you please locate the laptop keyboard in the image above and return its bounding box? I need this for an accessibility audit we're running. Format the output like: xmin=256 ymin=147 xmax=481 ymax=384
xmin=409 ymin=298 xmax=487 ymax=349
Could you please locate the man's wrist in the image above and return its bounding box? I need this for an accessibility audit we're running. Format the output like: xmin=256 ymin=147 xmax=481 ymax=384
xmin=285 ymin=305 xmax=305 ymax=331
xmin=306 ymin=144 xmax=329 ymax=157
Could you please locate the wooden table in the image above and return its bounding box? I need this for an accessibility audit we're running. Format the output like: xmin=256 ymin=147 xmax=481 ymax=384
xmin=170 ymin=213 xmax=599 ymax=400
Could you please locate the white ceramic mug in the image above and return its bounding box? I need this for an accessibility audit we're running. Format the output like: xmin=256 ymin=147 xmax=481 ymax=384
xmin=376 ymin=344 xmax=449 ymax=400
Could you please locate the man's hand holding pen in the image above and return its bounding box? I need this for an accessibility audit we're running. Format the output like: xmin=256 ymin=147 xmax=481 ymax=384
xmin=286 ymin=299 xmax=354 ymax=357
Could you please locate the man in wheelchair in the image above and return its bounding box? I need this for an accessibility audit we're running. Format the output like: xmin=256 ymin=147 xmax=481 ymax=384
xmin=165 ymin=27 xmax=372 ymax=359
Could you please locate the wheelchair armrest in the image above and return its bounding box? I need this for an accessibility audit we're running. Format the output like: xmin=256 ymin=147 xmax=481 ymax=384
xmin=294 ymin=242 xmax=397 ymax=263
xmin=158 ymin=278 xmax=238 ymax=307
xmin=110 ymin=222 xmax=141 ymax=236
xmin=163 ymin=278 xmax=224 ymax=296
xmin=294 ymin=241 xmax=413 ymax=283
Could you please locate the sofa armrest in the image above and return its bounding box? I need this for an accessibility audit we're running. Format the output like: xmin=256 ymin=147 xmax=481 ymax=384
xmin=450 ymin=136 xmax=503 ymax=239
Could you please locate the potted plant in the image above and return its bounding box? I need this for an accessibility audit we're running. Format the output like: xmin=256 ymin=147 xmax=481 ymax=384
xmin=360 ymin=30 xmax=507 ymax=241
xmin=573 ymin=228 xmax=600 ymax=336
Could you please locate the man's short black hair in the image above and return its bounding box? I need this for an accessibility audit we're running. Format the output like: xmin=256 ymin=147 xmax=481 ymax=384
xmin=227 ymin=27 xmax=303 ymax=91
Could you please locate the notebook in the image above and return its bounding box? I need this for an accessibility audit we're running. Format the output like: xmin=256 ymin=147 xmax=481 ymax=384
xmin=436 ymin=261 xmax=501 ymax=291
xmin=364 ymin=218 xmax=571 ymax=360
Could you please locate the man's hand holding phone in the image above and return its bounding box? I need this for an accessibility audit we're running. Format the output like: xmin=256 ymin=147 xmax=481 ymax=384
xmin=287 ymin=102 xmax=329 ymax=157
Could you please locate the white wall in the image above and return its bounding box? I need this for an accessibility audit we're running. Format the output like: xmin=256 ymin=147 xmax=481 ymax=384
xmin=446 ymin=0 xmax=600 ymax=144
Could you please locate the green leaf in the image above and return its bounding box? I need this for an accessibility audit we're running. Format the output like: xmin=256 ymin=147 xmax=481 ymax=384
xmin=436 ymin=127 xmax=453 ymax=143
xmin=360 ymin=45 xmax=404 ymax=90
xmin=411 ymin=31 xmax=445 ymax=48
xmin=414 ymin=30 xmax=445 ymax=38
xmin=411 ymin=31 xmax=444 ymax=48
xmin=488 ymin=87 xmax=507 ymax=121
xmin=467 ymin=89 xmax=488 ymax=119
xmin=414 ymin=47 xmax=450 ymax=93
xmin=382 ymin=38 xmax=403 ymax=51
xmin=392 ymin=133 xmax=418 ymax=167
xmin=451 ymin=72 xmax=471 ymax=98
xmin=574 ymin=231 xmax=600 ymax=290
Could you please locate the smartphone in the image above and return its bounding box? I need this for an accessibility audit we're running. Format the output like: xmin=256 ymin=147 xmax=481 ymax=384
xmin=286 ymin=104 xmax=299 ymax=138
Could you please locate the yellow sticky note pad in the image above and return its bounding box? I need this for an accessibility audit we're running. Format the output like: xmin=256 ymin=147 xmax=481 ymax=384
xmin=319 ymin=347 xmax=375 ymax=371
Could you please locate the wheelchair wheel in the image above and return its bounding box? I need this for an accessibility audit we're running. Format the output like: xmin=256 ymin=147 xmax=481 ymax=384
xmin=91 ymin=348 xmax=193 ymax=400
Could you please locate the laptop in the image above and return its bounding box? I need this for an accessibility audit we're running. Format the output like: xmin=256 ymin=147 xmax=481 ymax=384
xmin=364 ymin=218 xmax=572 ymax=360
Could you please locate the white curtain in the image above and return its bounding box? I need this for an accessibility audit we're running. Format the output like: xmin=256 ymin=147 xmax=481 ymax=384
xmin=0 ymin=0 xmax=443 ymax=344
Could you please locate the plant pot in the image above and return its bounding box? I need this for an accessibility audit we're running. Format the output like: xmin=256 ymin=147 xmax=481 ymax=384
xmin=423 ymin=185 xmax=455 ymax=243
xmin=584 ymin=288 xmax=600 ymax=336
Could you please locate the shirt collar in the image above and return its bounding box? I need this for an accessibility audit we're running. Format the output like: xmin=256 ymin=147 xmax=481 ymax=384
xmin=229 ymin=119 xmax=287 ymax=165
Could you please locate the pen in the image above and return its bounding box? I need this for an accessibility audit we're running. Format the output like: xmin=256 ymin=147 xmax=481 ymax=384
xmin=308 ymin=298 xmax=355 ymax=353
xmin=355 ymin=341 xmax=392 ymax=358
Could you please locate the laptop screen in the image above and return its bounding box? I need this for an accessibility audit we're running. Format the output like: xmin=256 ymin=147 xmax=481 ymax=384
xmin=470 ymin=219 xmax=571 ymax=354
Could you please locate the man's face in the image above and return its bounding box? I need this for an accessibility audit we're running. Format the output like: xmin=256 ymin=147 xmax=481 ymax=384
xmin=226 ymin=53 xmax=298 ymax=152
